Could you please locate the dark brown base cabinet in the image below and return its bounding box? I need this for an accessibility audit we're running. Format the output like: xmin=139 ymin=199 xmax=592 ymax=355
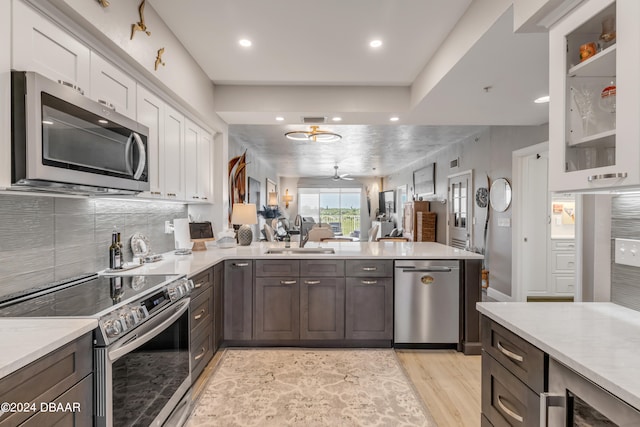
xmin=345 ymin=277 xmax=393 ymax=340
xmin=481 ymin=315 xmax=548 ymax=426
xmin=189 ymin=267 xmax=214 ymax=380
xmin=254 ymin=277 xmax=300 ymax=340
xmin=213 ymin=262 xmax=224 ymax=352
xmin=300 ymin=277 xmax=345 ymax=340
xmin=224 ymin=260 xmax=254 ymax=341
xmin=0 ymin=333 xmax=93 ymax=426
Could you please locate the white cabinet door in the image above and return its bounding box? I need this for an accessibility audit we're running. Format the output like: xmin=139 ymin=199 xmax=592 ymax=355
xmin=184 ymin=119 xmax=213 ymax=203
xmin=198 ymin=130 xmax=213 ymax=202
xmin=164 ymin=106 xmax=185 ymax=201
xmin=549 ymin=0 xmax=640 ymax=192
xmin=90 ymin=53 xmax=137 ymax=119
xmin=136 ymin=86 xmax=164 ymax=198
xmin=12 ymin=0 xmax=90 ymax=94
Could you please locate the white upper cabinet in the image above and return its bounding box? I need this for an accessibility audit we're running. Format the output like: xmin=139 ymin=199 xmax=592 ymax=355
xmin=12 ymin=0 xmax=90 ymax=95
xmin=549 ymin=0 xmax=640 ymax=192
xmin=136 ymin=86 xmax=164 ymax=198
xmin=90 ymin=53 xmax=137 ymax=119
xmin=184 ymin=119 xmax=213 ymax=203
xmin=163 ymin=105 xmax=185 ymax=201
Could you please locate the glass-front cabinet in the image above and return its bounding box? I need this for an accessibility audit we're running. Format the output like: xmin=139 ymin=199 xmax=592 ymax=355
xmin=549 ymin=0 xmax=640 ymax=192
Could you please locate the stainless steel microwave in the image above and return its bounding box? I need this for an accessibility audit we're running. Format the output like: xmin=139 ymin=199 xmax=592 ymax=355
xmin=11 ymin=71 xmax=150 ymax=195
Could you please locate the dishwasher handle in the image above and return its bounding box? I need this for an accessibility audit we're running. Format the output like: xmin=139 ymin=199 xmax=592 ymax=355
xmin=398 ymin=267 xmax=455 ymax=273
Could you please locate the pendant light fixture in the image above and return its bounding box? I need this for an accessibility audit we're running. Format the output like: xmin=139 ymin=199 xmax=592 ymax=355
xmin=285 ymin=125 xmax=342 ymax=142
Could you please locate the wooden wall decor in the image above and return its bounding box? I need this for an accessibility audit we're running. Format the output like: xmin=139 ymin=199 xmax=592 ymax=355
xmin=131 ymin=0 xmax=151 ymax=39
xmin=154 ymin=48 xmax=165 ymax=71
xmin=228 ymin=150 xmax=248 ymax=224
xmin=97 ymin=0 xmax=109 ymax=7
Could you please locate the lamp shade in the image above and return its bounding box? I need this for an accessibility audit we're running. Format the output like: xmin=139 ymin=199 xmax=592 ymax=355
xmin=268 ymin=192 xmax=278 ymax=206
xmin=231 ymin=203 xmax=258 ymax=225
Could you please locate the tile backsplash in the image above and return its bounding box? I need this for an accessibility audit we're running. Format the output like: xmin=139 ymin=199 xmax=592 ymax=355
xmin=0 ymin=194 xmax=187 ymax=299
xmin=611 ymin=194 xmax=640 ymax=310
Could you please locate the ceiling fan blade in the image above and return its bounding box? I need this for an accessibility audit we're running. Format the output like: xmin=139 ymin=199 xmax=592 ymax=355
xmin=341 ymin=176 xmax=354 ymax=181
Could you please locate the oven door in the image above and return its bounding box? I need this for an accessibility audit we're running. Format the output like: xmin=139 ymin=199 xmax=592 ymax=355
xmin=95 ymin=298 xmax=191 ymax=427
xmin=542 ymin=358 xmax=640 ymax=426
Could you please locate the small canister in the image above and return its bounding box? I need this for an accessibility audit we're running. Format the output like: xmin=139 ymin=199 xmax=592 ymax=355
xmin=579 ymin=42 xmax=597 ymax=62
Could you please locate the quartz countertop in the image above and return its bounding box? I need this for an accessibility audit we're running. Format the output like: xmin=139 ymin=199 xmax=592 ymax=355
xmin=477 ymin=302 xmax=640 ymax=410
xmin=110 ymin=241 xmax=483 ymax=278
xmin=0 ymin=318 xmax=97 ymax=379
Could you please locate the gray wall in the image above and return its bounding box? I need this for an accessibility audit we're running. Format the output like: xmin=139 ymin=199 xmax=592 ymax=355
xmin=385 ymin=124 xmax=549 ymax=297
xmin=0 ymin=194 xmax=187 ymax=299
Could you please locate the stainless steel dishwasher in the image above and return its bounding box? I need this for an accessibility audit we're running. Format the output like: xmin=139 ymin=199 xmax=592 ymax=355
xmin=394 ymin=260 xmax=460 ymax=348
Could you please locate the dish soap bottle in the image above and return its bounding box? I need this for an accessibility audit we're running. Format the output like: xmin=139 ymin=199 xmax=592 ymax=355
xmin=284 ymin=232 xmax=291 ymax=248
xmin=109 ymin=230 xmax=122 ymax=269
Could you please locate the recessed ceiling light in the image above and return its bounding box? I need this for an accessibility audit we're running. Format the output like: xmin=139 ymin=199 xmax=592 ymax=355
xmin=239 ymin=39 xmax=252 ymax=47
xmin=389 ymin=116 xmax=399 ymax=122
xmin=98 ymin=119 xmax=109 ymax=124
xmin=534 ymin=95 xmax=550 ymax=103
xmin=332 ymin=117 xmax=342 ymax=122
xmin=275 ymin=116 xmax=284 ymax=121
xmin=369 ymin=40 xmax=382 ymax=48
xmin=42 ymin=120 xmax=54 ymax=125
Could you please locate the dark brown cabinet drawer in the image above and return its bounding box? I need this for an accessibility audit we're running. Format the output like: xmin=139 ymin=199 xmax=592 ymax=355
xmin=255 ymin=260 xmax=299 ymax=277
xmin=190 ymin=287 xmax=212 ymax=339
xmin=482 ymin=352 xmax=540 ymax=427
xmin=190 ymin=268 xmax=213 ymax=299
xmin=191 ymin=327 xmax=213 ymax=381
xmin=300 ymin=260 xmax=344 ymax=277
xmin=481 ymin=316 xmax=547 ymax=394
xmin=0 ymin=333 xmax=92 ymax=426
xmin=345 ymin=260 xmax=393 ymax=277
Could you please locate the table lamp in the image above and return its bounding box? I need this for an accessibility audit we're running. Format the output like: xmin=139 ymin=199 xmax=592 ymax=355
xmin=231 ymin=203 xmax=257 ymax=246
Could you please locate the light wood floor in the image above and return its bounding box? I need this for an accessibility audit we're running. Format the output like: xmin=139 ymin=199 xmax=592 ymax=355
xmin=192 ymin=349 xmax=482 ymax=426
xmin=396 ymin=350 xmax=482 ymax=427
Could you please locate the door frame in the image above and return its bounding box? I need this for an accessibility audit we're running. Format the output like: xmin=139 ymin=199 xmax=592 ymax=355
xmin=446 ymin=169 xmax=473 ymax=250
xmin=504 ymin=141 xmax=582 ymax=302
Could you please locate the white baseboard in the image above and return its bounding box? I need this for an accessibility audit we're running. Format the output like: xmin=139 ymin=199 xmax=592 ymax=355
xmin=486 ymin=287 xmax=512 ymax=302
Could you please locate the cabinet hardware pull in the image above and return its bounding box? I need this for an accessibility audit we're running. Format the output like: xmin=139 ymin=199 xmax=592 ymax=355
xmin=497 ymin=395 xmax=523 ymax=423
xmin=497 ymin=341 xmax=524 ymax=362
xmin=234 ymin=263 xmax=249 ymax=267
xmin=362 ymin=280 xmax=378 ymax=285
xmin=194 ymin=282 xmax=204 ymax=288
xmin=57 ymin=79 xmax=84 ymax=95
xmin=202 ymin=197 xmax=208 ymax=200
xmin=587 ymin=172 xmax=627 ymax=182
xmin=304 ymin=280 xmax=321 ymax=285
xmin=194 ymin=309 xmax=205 ymax=320
xmin=167 ymin=193 xmax=176 ymax=197
xmin=280 ymin=280 xmax=297 ymax=285
xmin=98 ymin=99 xmax=116 ymax=110
xmin=362 ymin=267 xmax=377 ymax=271
xmin=539 ymin=392 xmax=566 ymax=427
xmin=193 ymin=196 xmax=199 ymax=199
xmin=194 ymin=347 xmax=206 ymax=360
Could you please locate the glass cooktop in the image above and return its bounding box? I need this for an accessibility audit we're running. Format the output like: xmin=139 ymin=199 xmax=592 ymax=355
xmin=0 ymin=274 xmax=180 ymax=318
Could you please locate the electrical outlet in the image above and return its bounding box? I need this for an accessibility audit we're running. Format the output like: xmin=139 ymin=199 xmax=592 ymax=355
xmin=497 ymin=218 xmax=511 ymax=227
xmin=165 ymin=220 xmax=174 ymax=234
xmin=615 ymin=238 xmax=640 ymax=267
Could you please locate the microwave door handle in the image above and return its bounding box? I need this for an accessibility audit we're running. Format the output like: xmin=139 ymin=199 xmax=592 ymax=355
xmin=132 ymin=132 xmax=146 ymax=180
xmin=124 ymin=133 xmax=134 ymax=175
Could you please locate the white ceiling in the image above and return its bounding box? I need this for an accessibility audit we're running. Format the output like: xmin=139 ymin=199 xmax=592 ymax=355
xmin=149 ymin=0 xmax=549 ymax=178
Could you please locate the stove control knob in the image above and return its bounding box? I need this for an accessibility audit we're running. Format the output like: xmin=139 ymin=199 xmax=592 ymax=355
xmin=185 ymin=279 xmax=194 ymax=292
xmin=122 ymin=308 xmax=137 ymax=328
xmin=104 ymin=318 xmax=123 ymax=338
xmin=134 ymin=305 xmax=147 ymax=321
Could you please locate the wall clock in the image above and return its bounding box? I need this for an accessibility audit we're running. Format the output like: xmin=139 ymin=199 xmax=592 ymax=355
xmin=475 ymin=187 xmax=489 ymax=208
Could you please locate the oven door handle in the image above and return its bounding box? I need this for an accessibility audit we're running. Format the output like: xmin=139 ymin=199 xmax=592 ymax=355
xmin=108 ymin=298 xmax=190 ymax=362
xmin=540 ymin=392 xmax=565 ymax=427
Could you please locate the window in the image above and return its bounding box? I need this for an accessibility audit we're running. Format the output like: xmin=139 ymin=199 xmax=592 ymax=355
xmin=298 ymin=188 xmax=361 ymax=237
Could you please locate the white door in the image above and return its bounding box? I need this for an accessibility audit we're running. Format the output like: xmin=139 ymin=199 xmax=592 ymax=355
xmin=522 ymin=152 xmax=550 ymax=297
xmin=448 ymin=171 xmax=473 ymax=250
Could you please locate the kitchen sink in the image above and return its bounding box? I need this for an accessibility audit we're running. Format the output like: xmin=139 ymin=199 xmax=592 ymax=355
xmin=265 ymin=248 xmax=336 ymax=254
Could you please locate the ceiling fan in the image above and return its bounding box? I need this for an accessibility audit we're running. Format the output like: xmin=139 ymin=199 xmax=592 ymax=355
xmin=325 ymin=165 xmax=353 ymax=181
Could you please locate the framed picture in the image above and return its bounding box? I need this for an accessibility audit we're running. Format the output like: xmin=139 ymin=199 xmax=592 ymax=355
xmin=266 ymin=178 xmax=277 ymax=198
xmin=413 ymin=163 xmax=435 ymax=197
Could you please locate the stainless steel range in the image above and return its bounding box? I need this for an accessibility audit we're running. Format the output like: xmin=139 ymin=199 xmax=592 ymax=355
xmin=0 ymin=273 xmax=194 ymax=427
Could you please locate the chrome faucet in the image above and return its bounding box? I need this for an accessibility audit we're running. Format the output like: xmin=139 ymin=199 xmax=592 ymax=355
xmin=300 ymin=232 xmax=309 ymax=248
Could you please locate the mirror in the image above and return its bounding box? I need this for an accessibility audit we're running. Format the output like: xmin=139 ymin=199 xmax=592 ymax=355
xmin=490 ymin=178 xmax=512 ymax=212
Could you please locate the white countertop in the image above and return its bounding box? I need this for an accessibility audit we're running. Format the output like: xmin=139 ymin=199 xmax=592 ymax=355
xmin=477 ymin=302 xmax=640 ymax=410
xmin=114 ymin=241 xmax=483 ymax=278
xmin=0 ymin=318 xmax=97 ymax=379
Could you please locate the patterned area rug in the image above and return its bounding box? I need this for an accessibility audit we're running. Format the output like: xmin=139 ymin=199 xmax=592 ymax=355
xmin=186 ymin=348 xmax=437 ymax=427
